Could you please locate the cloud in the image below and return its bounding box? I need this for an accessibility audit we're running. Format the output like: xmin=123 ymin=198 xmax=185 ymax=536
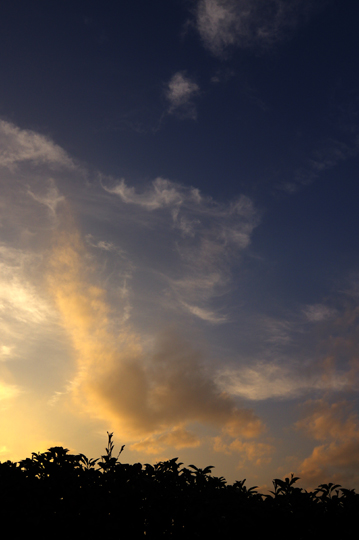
xmin=295 ymin=399 xmax=359 ymax=488
xmin=303 ymin=303 xmax=337 ymax=322
xmin=310 ymin=290 xmax=359 ymax=386
xmin=165 ymin=72 xmax=200 ymax=119
xmin=104 ymin=177 xmax=185 ymax=209
xmin=181 ymin=302 xmax=228 ymax=324
xmin=213 ymin=436 xmax=274 ymax=467
xmin=297 ymin=399 xmax=358 ymax=441
xmin=0 ymin=380 xmax=21 ymax=401
xmin=193 ymin=0 xmax=310 ymax=56
xmin=0 ymin=346 xmax=13 ymax=359
xmin=278 ymin=136 xmax=359 ymax=193
xmin=103 ymin=177 xmax=258 ymax=321
xmin=0 ymin=119 xmax=260 ymax=437
xmin=3 ymin=116 xmax=359 ymax=483
xmin=46 ymin=222 xmax=264 ymax=446
xmin=27 ymin=178 xmax=65 ymax=216
xmin=104 ymin=176 xmax=257 ymax=244
xmin=217 ymin=280 xmax=359 ymax=403
xmin=130 ymin=426 xmax=201 ymax=455
xmin=0 ymin=246 xmax=55 ymax=326
xmin=262 ymin=317 xmax=292 ymax=346
xmin=310 ymin=137 xmax=359 ymax=173
xmin=217 ymin=360 xmax=351 ymax=401
xmin=0 ymin=119 xmax=73 ymax=170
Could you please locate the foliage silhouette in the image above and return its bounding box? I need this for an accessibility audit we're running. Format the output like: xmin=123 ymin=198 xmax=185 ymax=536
xmin=0 ymin=432 xmax=357 ymax=538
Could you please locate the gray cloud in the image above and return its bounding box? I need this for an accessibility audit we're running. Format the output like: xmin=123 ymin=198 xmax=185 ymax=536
xmin=278 ymin=136 xmax=359 ymax=194
xmin=27 ymin=179 xmax=65 ymax=216
xmin=104 ymin=177 xmax=186 ymax=209
xmin=303 ymin=304 xmax=337 ymax=322
xmin=165 ymin=72 xmax=200 ymax=119
xmin=181 ymin=301 xmax=228 ymax=324
xmin=218 ymin=361 xmax=351 ymax=401
xmin=0 ymin=120 xmax=74 ymax=170
xmin=193 ymin=0 xmax=315 ymax=56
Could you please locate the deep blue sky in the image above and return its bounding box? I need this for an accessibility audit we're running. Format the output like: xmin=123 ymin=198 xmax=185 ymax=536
xmin=2 ymin=1 xmax=358 ymax=196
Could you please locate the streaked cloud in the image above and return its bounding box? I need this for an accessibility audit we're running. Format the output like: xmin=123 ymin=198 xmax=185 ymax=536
xmin=181 ymin=302 xmax=228 ymax=324
xmin=165 ymin=72 xmax=200 ymax=119
xmin=217 ymin=360 xmax=351 ymax=401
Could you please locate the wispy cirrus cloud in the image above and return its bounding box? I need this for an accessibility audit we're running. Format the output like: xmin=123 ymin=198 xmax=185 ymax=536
xmin=165 ymin=72 xmax=200 ymax=119
xmin=181 ymin=302 xmax=228 ymax=324
xmin=103 ymin=176 xmax=258 ymax=322
xmin=279 ymin=135 xmax=359 ymax=194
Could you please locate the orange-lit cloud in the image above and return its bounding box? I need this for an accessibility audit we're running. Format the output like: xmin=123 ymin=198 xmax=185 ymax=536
xmin=46 ymin=213 xmax=265 ymax=449
xmin=213 ymin=435 xmax=274 ymax=467
xmin=130 ymin=426 xmax=201 ymax=455
xmin=295 ymin=399 xmax=359 ymax=488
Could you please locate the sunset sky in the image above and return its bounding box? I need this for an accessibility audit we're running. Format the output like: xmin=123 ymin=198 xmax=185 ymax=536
xmin=1 ymin=0 xmax=359 ymax=491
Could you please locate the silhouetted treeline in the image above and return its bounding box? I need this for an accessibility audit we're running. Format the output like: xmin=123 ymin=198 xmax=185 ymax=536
xmin=0 ymin=433 xmax=357 ymax=538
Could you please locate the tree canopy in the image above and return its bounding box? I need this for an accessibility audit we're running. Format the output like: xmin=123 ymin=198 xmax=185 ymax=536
xmin=0 ymin=433 xmax=357 ymax=538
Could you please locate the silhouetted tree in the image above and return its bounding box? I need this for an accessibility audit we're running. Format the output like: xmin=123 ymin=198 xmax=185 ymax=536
xmin=0 ymin=433 xmax=357 ymax=539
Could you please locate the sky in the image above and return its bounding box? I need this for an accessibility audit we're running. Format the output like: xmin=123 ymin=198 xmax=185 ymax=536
xmin=1 ymin=0 xmax=359 ymax=491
